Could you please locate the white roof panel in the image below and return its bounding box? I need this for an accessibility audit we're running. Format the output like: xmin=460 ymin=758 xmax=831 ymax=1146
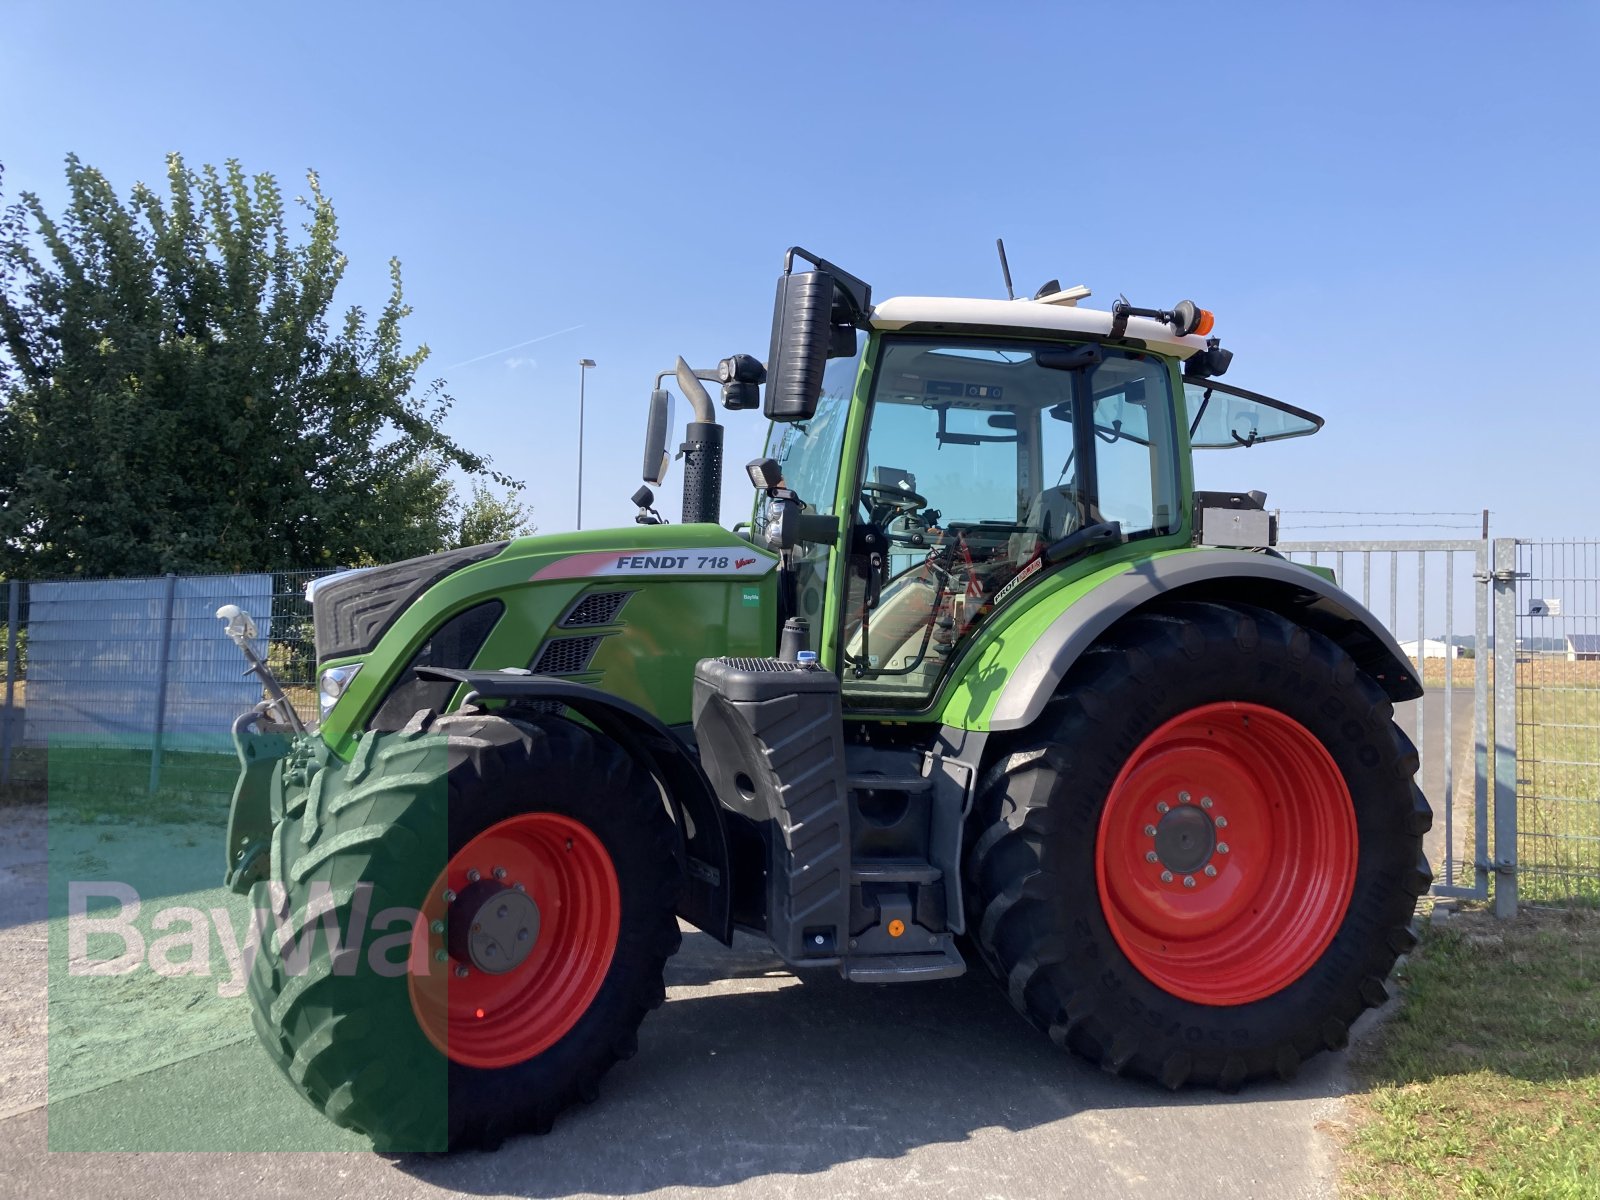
xmin=869 ymin=295 xmax=1210 ymax=358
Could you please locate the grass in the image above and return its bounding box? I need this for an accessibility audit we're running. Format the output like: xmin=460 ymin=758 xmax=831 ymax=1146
xmin=1342 ymin=905 xmax=1600 ymax=1199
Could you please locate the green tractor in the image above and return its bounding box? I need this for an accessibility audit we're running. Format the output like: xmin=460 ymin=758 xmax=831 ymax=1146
xmin=220 ymin=247 xmax=1430 ymax=1151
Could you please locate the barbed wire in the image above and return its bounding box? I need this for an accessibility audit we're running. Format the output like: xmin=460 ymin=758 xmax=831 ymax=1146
xmin=1282 ymin=522 xmax=1481 ymax=531
xmin=1277 ymin=509 xmax=1482 ymax=518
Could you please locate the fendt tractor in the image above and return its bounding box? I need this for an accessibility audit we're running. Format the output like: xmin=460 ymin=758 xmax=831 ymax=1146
xmin=219 ymin=247 xmax=1431 ymax=1151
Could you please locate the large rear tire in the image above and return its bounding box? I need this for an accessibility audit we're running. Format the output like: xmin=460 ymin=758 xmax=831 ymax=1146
xmin=966 ymin=601 xmax=1431 ymax=1088
xmin=245 ymin=711 xmax=681 ymax=1150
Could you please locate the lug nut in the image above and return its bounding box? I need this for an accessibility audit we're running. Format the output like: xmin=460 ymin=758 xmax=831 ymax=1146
xmin=442 ymin=888 xmax=456 ymax=903
xmin=430 ymin=920 xmax=444 ymax=935
xmin=1178 ymin=791 xmax=1191 ymax=804
xmin=454 ymin=965 xmax=470 ymax=978
xmin=493 ymin=866 xmax=507 ymax=880
xmin=466 ymin=869 xmax=481 ymax=883
xmin=1183 ymin=875 xmax=1196 ymax=888
xmin=1146 ymin=851 xmax=1159 ymax=864
xmin=1215 ymin=816 xmax=1228 ymax=829
xmin=1144 ymin=824 xmax=1158 ymax=837
xmin=434 ymin=950 xmax=447 ymax=963
xmin=1204 ymin=864 xmax=1218 ymax=877
xmin=1200 ymin=797 xmax=1213 ymax=809
xmin=1160 ymin=870 xmax=1174 ymax=883
xmin=513 ymin=882 xmax=526 ymax=893
xmin=1156 ymin=801 xmax=1170 ymax=815
xmin=1218 ymin=842 xmax=1230 ymax=854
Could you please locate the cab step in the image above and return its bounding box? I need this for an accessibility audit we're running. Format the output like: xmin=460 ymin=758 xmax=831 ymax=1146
xmin=839 ymin=942 xmax=966 ymax=983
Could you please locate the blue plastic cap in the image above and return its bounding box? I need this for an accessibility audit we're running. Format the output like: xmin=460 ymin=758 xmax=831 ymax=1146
xmin=796 ymin=650 xmax=819 ymax=666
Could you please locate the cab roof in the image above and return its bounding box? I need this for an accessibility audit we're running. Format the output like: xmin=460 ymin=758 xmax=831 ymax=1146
xmin=869 ymin=295 xmax=1211 ymax=359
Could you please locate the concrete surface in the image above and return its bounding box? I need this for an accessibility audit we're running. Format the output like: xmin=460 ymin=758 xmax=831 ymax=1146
xmin=0 ymin=804 xmax=1362 ymax=1200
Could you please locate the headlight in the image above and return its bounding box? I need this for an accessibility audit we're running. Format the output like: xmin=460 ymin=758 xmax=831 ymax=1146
xmin=318 ymin=663 xmax=363 ymax=720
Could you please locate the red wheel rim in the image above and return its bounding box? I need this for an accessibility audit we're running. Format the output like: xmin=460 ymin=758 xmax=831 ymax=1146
xmin=1094 ymin=702 xmax=1357 ymax=1006
xmin=408 ymin=813 xmax=620 ymax=1068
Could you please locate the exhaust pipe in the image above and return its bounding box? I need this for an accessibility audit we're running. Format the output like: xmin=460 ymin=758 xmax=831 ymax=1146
xmin=674 ymin=358 xmax=722 ymax=526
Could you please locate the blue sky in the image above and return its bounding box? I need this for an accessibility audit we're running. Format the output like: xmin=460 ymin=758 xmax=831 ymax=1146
xmin=3 ymin=1 xmax=1596 ymax=539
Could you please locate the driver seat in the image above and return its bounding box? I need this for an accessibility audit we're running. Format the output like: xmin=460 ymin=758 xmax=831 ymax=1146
xmin=1010 ymin=485 xmax=1083 ymax=564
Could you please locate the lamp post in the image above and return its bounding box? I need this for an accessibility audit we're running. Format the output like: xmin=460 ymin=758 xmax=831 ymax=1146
xmin=577 ymin=358 xmax=596 ymax=529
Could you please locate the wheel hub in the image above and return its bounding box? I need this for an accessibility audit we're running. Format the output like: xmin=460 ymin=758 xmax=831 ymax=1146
xmin=447 ymin=878 xmax=541 ymax=975
xmin=1153 ymin=804 xmax=1215 ymax=874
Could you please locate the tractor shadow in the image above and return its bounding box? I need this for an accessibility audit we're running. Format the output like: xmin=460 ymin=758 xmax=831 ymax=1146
xmin=393 ymin=928 xmax=1354 ymax=1197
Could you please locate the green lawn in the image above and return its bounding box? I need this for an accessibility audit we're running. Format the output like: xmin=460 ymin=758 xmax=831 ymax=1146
xmin=1342 ymin=905 xmax=1600 ymax=1199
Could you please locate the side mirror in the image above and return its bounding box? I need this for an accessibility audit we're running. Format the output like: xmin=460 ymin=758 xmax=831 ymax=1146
xmin=641 ymin=388 xmax=676 ymax=485
xmin=764 ymin=269 xmax=836 ymax=422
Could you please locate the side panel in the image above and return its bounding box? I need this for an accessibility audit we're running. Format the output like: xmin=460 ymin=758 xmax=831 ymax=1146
xmin=947 ymin=548 xmax=1421 ymax=733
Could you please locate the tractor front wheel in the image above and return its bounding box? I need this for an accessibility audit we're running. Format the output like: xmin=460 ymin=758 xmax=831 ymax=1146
xmin=245 ymin=711 xmax=681 ymax=1150
xmin=966 ymin=601 xmax=1431 ymax=1088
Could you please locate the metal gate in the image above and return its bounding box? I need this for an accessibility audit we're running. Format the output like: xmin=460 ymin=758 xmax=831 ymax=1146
xmin=1277 ymin=540 xmax=1500 ymax=907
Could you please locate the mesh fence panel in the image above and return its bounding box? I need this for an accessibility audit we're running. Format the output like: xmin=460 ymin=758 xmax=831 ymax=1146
xmin=1515 ymin=540 xmax=1600 ymax=902
xmin=1 ymin=569 xmax=332 ymax=797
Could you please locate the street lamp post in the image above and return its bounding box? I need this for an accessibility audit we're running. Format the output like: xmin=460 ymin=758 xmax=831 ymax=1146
xmin=577 ymin=358 xmax=596 ymax=529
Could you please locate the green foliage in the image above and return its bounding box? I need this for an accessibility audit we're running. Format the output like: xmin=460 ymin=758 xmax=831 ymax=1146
xmin=0 ymin=155 xmax=511 ymax=577
xmin=453 ymin=480 xmax=536 ymax=548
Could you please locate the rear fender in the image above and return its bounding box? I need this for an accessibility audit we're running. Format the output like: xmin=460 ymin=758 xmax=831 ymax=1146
xmin=988 ymin=549 xmax=1422 ymax=732
xmin=417 ymin=667 xmax=733 ymax=944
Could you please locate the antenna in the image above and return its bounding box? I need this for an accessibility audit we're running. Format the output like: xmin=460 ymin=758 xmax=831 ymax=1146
xmin=995 ymin=238 xmax=1015 ymax=301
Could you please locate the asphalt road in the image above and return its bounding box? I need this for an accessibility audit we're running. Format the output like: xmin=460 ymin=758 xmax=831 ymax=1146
xmin=0 ymin=802 xmax=1363 ymax=1200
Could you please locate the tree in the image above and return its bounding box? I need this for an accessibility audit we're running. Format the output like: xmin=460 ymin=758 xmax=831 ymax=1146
xmin=0 ymin=154 xmax=513 ymax=577
xmin=453 ymin=480 xmax=536 ymax=548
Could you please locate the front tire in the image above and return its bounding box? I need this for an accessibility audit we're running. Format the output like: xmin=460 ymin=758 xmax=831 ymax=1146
xmin=246 ymin=711 xmax=681 ymax=1150
xmin=966 ymin=601 xmax=1431 ymax=1088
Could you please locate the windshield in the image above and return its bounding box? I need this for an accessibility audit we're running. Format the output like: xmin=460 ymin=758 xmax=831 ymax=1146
xmin=1185 ymin=380 xmax=1322 ymax=448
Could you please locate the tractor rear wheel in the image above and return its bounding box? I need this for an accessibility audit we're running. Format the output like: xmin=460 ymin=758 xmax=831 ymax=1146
xmin=966 ymin=600 xmax=1431 ymax=1088
xmin=245 ymin=711 xmax=681 ymax=1150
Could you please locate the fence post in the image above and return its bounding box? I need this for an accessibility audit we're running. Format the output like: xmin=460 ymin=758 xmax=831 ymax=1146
xmin=148 ymin=573 xmax=178 ymax=795
xmin=2 ymin=580 xmax=17 ymax=786
xmin=1491 ymin=538 xmax=1519 ymax=917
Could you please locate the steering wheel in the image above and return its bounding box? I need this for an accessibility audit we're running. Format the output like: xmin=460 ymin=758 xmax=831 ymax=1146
xmin=860 ymin=480 xmax=927 ymax=518
xmin=860 ymin=481 xmax=931 ymax=546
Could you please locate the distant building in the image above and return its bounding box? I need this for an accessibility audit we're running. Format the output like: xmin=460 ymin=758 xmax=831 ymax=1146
xmin=1401 ymin=638 xmax=1463 ymax=660
xmin=1567 ymin=634 xmax=1600 ymax=662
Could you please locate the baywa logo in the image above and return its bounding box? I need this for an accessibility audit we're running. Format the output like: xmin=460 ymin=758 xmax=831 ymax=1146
xmin=67 ymin=881 xmax=423 ymax=998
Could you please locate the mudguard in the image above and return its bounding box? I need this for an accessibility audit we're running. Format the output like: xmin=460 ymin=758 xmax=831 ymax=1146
xmin=417 ymin=666 xmax=734 ymax=944
xmin=988 ymin=548 xmax=1422 ymax=732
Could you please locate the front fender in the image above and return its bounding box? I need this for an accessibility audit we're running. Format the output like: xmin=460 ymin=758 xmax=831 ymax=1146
xmin=985 ymin=549 xmax=1421 ymax=732
xmin=417 ymin=667 xmax=734 ymax=945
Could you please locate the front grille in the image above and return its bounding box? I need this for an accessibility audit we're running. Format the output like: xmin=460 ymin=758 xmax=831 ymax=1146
xmin=532 ymin=636 xmax=602 ymax=675
xmin=560 ymin=590 xmax=633 ymax=628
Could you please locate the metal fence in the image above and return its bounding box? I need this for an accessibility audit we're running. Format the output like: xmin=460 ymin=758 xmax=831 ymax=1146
xmin=1513 ymin=540 xmax=1600 ymax=904
xmin=0 ymin=569 xmax=329 ymax=795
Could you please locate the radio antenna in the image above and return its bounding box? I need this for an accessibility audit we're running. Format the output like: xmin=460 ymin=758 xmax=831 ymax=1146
xmin=996 ymin=238 xmax=1015 ymax=301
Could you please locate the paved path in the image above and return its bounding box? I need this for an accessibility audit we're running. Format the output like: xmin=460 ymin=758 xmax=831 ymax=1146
xmin=1 ymin=802 xmax=1359 ymax=1200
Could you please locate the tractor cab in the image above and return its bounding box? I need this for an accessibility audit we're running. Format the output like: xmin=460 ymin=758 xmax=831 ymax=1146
xmin=647 ymin=247 xmax=1326 ymax=716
